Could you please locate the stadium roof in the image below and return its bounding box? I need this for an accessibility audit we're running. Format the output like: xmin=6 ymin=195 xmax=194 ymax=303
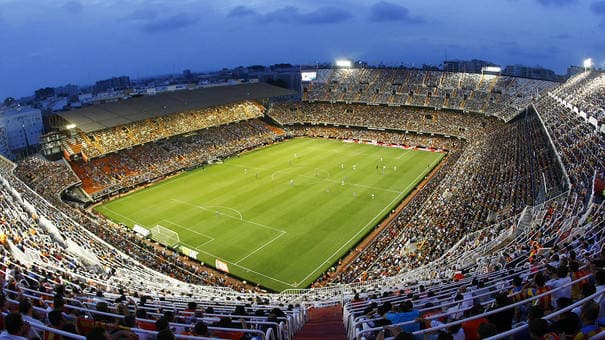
xmin=57 ymin=83 xmax=296 ymax=133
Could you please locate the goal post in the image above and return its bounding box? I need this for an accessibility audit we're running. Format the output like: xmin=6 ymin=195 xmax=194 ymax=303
xmin=150 ymin=225 xmax=180 ymax=248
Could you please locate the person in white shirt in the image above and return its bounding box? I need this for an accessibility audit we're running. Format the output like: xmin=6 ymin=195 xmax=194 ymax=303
xmin=546 ymin=266 xmax=572 ymax=302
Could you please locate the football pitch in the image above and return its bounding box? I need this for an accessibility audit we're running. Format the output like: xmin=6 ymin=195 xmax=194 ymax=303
xmin=95 ymin=138 xmax=444 ymax=292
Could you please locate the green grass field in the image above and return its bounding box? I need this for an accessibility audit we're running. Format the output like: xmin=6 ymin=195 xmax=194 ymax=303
xmin=95 ymin=138 xmax=444 ymax=292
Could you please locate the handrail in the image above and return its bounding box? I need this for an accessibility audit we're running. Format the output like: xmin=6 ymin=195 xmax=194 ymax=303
xmin=351 ymin=266 xmax=550 ymax=333
xmin=484 ymin=288 xmax=605 ymax=339
xmin=5 ymin=290 xmax=284 ymax=340
xmin=29 ymin=323 xmax=86 ymax=340
xmin=402 ymin=272 xmax=591 ymax=337
xmin=356 ymin=270 xmax=591 ymax=339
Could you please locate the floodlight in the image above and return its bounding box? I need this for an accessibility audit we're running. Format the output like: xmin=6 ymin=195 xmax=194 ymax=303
xmin=66 ymin=124 xmax=76 ymax=129
xmin=335 ymin=59 xmax=352 ymax=68
xmin=482 ymin=66 xmax=501 ymax=73
xmin=583 ymin=58 xmax=593 ymax=69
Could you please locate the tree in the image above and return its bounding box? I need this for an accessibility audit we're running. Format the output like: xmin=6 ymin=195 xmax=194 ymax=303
xmin=3 ymin=97 xmax=16 ymax=106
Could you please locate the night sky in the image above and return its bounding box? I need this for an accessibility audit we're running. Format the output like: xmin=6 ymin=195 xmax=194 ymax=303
xmin=1 ymin=0 xmax=604 ymax=99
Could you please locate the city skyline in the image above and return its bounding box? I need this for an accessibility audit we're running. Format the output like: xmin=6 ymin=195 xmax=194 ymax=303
xmin=1 ymin=0 xmax=604 ymax=99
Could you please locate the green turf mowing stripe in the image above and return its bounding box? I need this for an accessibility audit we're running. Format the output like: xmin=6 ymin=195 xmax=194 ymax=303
xmin=96 ymin=138 xmax=444 ymax=291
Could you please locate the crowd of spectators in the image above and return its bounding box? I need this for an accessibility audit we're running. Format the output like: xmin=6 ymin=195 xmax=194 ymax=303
xmin=346 ymin=219 xmax=605 ymax=339
xmin=70 ymin=119 xmax=279 ymax=199
xmin=303 ymin=68 xmax=556 ymax=121
xmin=269 ymin=103 xmax=490 ymax=139
xmin=79 ymin=101 xmax=265 ymax=158
xmin=4 ymin=155 xmax=269 ymax=296
xmin=0 ymin=256 xmax=304 ymax=340
xmin=14 ymin=157 xmax=81 ymax=203
xmin=535 ymin=95 xmax=604 ymax=203
xmin=287 ymin=125 xmax=462 ymax=152
xmin=300 ymin=105 xmax=566 ymax=287
xmin=10 ymin=96 xmax=572 ymax=299
xmin=0 ymin=70 xmax=600 ymax=327
xmin=549 ymin=70 xmax=605 ymax=125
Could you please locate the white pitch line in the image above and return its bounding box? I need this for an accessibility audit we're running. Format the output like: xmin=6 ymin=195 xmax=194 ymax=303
xmin=99 ymin=206 xmax=141 ymax=226
xmin=171 ymin=198 xmax=287 ymax=234
xmin=184 ymin=245 xmax=296 ymax=287
xmin=295 ymin=158 xmax=437 ymax=285
xmin=160 ymin=219 xmax=215 ymax=243
xmin=204 ymin=205 xmax=243 ymax=221
xmin=101 ymin=202 xmax=295 ymax=288
xmin=235 ymin=231 xmax=286 ymax=265
xmin=396 ymin=149 xmax=412 ymax=160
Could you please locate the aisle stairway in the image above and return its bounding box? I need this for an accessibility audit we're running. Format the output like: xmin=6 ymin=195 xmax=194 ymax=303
xmin=294 ymin=304 xmax=347 ymax=340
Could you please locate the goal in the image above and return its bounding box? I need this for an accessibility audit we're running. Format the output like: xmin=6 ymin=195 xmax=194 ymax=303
xmin=150 ymin=225 xmax=180 ymax=248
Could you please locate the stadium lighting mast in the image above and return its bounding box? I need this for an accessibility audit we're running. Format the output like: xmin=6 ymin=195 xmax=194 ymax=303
xmin=583 ymin=58 xmax=593 ymax=72
xmin=335 ymin=59 xmax=352 ymax=68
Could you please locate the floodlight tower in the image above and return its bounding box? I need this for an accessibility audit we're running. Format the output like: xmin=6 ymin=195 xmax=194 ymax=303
xmin=583 ymin=58 xmax=593 ymax=72
xmin=335 ymin=59 xmax=352 ymax=68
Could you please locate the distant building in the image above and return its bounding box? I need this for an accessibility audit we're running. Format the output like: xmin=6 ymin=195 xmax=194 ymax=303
xmin=55 ymin=84 xmax=80 ymax=97
xmin=78 ymin=93 xmax=93 ymax=104
xmin=566 ymin=65 xmax=584 ymax=78
xmin=0 ymin=106 xmax=43 ymax=160
xmin=502 ymin=64 xmax=558 ymax=81
xmin=182 ymin=69 xmax=194 ymax=81
xmin=443 ymin=59 xmax=497 ymax=74
xmin=39 ymin=131 xmax=64 ymax=161
xmin=94 ymin=76 xmax=131 ymax=94
xmin=35 ymin=87 xmax=55 ymax=101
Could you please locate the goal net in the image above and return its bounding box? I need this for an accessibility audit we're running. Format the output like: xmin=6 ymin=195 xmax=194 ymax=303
xmin=150 ymin=225 xmax=180 ymax=248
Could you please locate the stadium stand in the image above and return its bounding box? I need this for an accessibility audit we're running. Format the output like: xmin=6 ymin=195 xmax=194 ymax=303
xmin=267 ymin=103 xmax=567 ymax=288
xmin=69 ymin=118 xmax=281 ymax=200
xmin=0 ymin=71 xmax=601 ymax=339
xmin=74 ymin=101 xmax=266 ymax=158
xmin=301 ymin=69 xmax=557 ymax=122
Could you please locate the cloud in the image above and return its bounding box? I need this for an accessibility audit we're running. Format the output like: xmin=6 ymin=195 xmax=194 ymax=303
xmin=536 ymin=0 xmax=577 ymax=6
xmin=62 ymin=1 xmax=83 ymax=14
xmin=369 ymin=1 xmax=423 ymax=23
xmin=122 ymin=7 xmax=199 ymax=33
xmin=141 ymin=13 xmax=199 ymax=33
xmin=228 ymin=5 xmax=257 ymax=18
xmin=299 ymin=7 xmax=353 ymax=24
xmin=124 ymin=8 xmax=158 ymax=22
xmin=260 ymin=6 xmax=352 ymax=25
xmin=591 ymin=1 xmax=605 ymax=15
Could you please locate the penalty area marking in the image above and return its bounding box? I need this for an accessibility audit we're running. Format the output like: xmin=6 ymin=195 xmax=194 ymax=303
xmin=235 ymin=230 xmax=286 ymax=265
xmin=159 ymin=219 xmax=215 ymax=247
xmin=170 ymin=198 xmax=286 ymax=234
xmin=99 ymin=206 xmax=141 ymax=226
xmin=181 ymin=244 xmax=298 ymax=288
xmin=207 ymin=205 xmax=243 ymax=221
xmin=101 ymin=206 xmax=294 ymax=288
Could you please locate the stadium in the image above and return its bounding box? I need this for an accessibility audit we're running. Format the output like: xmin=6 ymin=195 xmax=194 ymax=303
xmin=0 ymin=62 xmax=602 ymax=340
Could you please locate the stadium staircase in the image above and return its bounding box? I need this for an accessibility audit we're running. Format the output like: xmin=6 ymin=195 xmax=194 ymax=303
xmin=294 ymin=304 xmax=347 ymax=340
